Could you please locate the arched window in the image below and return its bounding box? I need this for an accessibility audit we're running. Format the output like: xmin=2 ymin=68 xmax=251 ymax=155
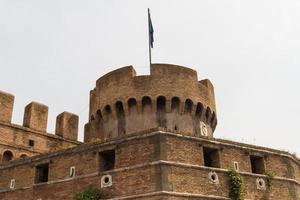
xmin=157 ymin=96 xmax=166 ymax=112
xmin=195 ymin=103 xmax=203 ymax=118
xmin=2 ymin=150 xmax=13 ymax=162
xmin=142 ymin=96 xmax=152 ymax=112
xmin=171 ymin=97 xmax=180 ymax=113
xmin=96 ymin=110 xmax=103 ymax=122
xmin=103 ymin=105 xmax=112 ymax=119
xmin=157 ymin=96 xmax=167 ymax=127
xmin=184 ymin=99 xmax=193 ymax=113
xmin=115 ymin=101 xmax=126 ymax=135
xmin=128 ymin=98 xmax=137 ymax=114
xmin=206 ymin=107 xmax=212 ymax=122
xmin=195 ymin=103 xmax=204 ymax=136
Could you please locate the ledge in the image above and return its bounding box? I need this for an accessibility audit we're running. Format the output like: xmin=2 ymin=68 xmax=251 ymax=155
xmin=1 ymin=129 xmax=299 ymax=170
xmin=0 ymin=160 xmax=299 ymax=196
xmin=0 ymin=121 xmax=81 ymax=144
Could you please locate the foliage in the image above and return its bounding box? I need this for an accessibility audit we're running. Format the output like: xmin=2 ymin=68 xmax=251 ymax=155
xmin=73 ymin=187 xmax=101 ymax=200
xmin=227 ymin=169 xmax=244 ymax=200
xmin=265 ymin=172 xmax=274 ymax=188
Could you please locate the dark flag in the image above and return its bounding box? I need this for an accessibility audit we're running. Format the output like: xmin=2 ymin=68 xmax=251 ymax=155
xmin=148 ymin=8 xmax=154 ymax=48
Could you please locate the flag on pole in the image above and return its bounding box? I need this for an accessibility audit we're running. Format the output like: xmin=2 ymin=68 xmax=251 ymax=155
xmin=148 ymin=8 xmax=154 ymax=48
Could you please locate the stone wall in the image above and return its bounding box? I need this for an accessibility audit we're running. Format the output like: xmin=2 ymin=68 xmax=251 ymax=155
xmin=85 ymin=64 xmax=217 ymax=142
xmin=0 ymin=130 xmax=299 ymax=200
xmin=0 ymin=91 xmax=80 ymax=163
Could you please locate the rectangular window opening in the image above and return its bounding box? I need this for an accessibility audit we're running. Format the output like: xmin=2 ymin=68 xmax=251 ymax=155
xmin=35 ymin=163 xmax=49 ymax=183
xmin=203 ymin=147 xmax=220 ymax=168
xmin=29 ymin=139 xmax=35 ymax=147
xmin=250 ymin=155 xmax=265 ymax=174
xmin=99 ymin=150 xmax=115 ymax=171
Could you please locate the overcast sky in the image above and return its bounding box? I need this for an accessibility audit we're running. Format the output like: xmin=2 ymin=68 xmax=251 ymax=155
xmin=0 ymin=0 xmax=299 ymax=155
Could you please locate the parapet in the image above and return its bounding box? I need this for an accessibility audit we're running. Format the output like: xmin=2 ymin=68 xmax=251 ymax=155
xmin=55 ymin=112 xmax=79 ymax=141
xmin=23 ymin=102 xmax=48 ymax=132
xmin=85 ymin=63 xmax=218 ymax=142
xmin=0 ymin=91 xmax=79 ymax=142
xmin=0 ymin=91 xmax=14 ymax=123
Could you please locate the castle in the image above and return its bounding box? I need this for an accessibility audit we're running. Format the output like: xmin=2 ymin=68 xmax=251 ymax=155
xmin=0 ymin=64 xmax=299 ymax=200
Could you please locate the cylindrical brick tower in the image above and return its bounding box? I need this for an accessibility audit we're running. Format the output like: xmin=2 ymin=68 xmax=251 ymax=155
xmin=84 ymin=64 xmax=217 ymax=142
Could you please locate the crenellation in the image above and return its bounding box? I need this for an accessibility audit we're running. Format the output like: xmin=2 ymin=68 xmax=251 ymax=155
xmin=0 ymin=94 xmax=80 ymax=165
xmin=23 ymin=102 xmax=48 ymax=132
xmin=96 ymin=66 xmax=136 ymax=88
xmin=55 ymin=112 xmax=79 ymax=141
xmin=0 ymin=91 xmax=14 ymax=123
xmin=0 ymin=63 xmax=298 ymax=199
xmin=85 ymin=64 xmax=218 ymax=142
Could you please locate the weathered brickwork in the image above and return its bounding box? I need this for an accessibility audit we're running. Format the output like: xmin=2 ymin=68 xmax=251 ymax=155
xmin=0 ymin=64 xmax=299 ymax=200
xmin=0 ymin=131 xmax=299 ymax=199
xmin=0 ymin=91 xmax=80 ymax=163
xmin=85 ymin=64 xmax=217 ymax=142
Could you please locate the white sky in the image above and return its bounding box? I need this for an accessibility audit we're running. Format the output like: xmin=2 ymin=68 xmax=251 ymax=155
xmin=0 ymin=0 xmax=299 ymax=155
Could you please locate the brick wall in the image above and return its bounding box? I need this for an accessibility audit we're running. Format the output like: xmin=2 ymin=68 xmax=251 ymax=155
xmin=0 ymin=131 xmax=299 ymax=200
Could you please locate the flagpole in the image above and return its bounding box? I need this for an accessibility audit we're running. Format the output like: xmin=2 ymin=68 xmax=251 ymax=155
xmin=148 ymin=8 xmax=152 ymax=67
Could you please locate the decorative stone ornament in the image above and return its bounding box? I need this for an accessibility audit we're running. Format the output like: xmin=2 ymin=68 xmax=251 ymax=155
xmin=200 ymin=121 xmax=208 ymax=136
xmin=208 ymin=171 xmax=219 ymax=184
xmin=256 ymin=177 xmax=266 ymax=190
xmin=101 ymin=174 xmax=113 ymax=188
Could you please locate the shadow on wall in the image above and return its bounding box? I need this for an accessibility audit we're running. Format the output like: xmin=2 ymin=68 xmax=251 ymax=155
xmin=86 ymin=95 xmax=217 ymax=142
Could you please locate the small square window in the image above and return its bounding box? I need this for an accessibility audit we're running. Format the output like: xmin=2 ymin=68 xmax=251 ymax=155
xmin=99 ymin=150 xmax=115 ymax=171
xmin=250 ymin=155 xmax=265 ymax=174
xmin=203 ymin=147 xmax=220 ymax=168
xmin=35 ymin=163 xmax=49 ymax=183
xmin=29 ymin=140 xmax=34 ymax=147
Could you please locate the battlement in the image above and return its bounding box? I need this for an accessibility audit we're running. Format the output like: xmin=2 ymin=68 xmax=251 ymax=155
xmin=0 ymin=91 xmax=79 ymax=142
xmin=85 ymin=64 xmax=217 ymax=142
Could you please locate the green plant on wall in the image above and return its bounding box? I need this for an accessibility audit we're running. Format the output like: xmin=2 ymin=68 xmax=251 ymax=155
xmin=73 ymin=187 xmax=101 ymax=200
xmin=227 ymin=169 xmax=244 ymax=200
xmin=265 ymin=172 xmax=274 ymax=189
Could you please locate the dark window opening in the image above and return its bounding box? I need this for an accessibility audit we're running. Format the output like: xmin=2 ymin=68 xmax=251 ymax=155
xmin=116 ymin=101 xmax=126 ymax=135
xmin=206 ymin=108 xmax=211 ymax=122
xmin=99 ymin=150 xmax=115 ymax=171
xmin=184 ymin=99 xmax=193 ymax=113
xmin=104 ymin=176 xmax=110 ymax=183
xmin=203 ymin=147 xmax=220 ymax=168
xmin=128 ymin=98 xmax=137 ymax=114
xmin=157 ymin=96 xmax=167 ymax=128
xmin=195 ymin=103 xmax=203 ymax=118
xmin=35 ymin=163 xmax=49 ymax=183
xmin=96 ymin=110 xmax=103 ymax=122
xmin=104 ymin=105 xmax=112 ymax=119
xmin=29 ymin=140 xmax=34 ymax=147
xmin=171 ymin=97 xmax=180 ymax=112
xmin=142 ymin=96 xmax=152 ymax=112
xmin=250 ymin=155 xmax=265 ymax=174
xmin=2 ymin=151 xmax=13 ymax=162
